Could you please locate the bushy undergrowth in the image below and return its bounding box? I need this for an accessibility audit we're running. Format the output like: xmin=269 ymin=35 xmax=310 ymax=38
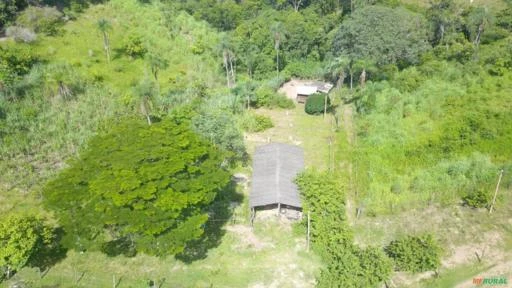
xmin=253 ymin=86 xmax=295 ymax=109
xmin=385 ymin=234 xmax=442 ymax=273
xmin=352 ymin=60 xmax=512 ymax=214
xmin=238 ymin=113 xmax=273 ymax=132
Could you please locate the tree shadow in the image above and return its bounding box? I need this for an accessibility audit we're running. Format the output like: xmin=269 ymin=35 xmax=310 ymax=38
xmin=101 ymin=237 xmax=137 ymax=257
xmin=175 ymin=180 xmax=243 ymax=263
xmin=28 ymin=227 xmax=68 ymax=276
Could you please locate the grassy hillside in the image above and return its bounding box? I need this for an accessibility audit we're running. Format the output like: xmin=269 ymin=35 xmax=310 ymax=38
xmin=0 ymin=0 xmax=223 ymax=194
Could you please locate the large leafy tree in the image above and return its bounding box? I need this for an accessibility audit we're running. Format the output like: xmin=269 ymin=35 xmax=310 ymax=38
xmin=333 ymin=6 xmax=430 ymax=68
xmin=43 ymin=116 xmax=230 ymax=256
xmin=0 ymin=214 xmax=58 ymax=280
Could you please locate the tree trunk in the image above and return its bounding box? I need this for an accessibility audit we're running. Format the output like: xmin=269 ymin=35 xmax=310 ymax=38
xmin=292 ymin=0 xmax=302 ymax=11
xmin=276 ymin=48 xmax=280 ymax=78
xmin=474 ymin=23 xmax=484 ymax=48
xmin=229 ymin=53 xmax=236 ymax=86
xmin=359 ymin=68 xmax=366 ymax=88
xmin=323 ymin=94 xmax=328 ymax=118
xmin=103 ymin=32 xmax=110 ymax=63
xmin=439 ymin=23 xmax=445 ymax=44
xmin=338 ymin=71 xmax=346 ymax=89
xmin=350 ymin=72 xmax=353 ymax=90
xmin=141 ymin=99 xmax=151 ymax=125
xmin=223 ymin=51 xmax=231 ymax=88
xmin=152 ymin=67 xmax=158 ymax=81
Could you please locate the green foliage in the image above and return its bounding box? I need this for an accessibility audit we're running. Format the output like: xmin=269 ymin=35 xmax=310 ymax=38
xmin=0 ymin=0 xmax=27 ymax=30
xmin=296 ymin=171 xmax=352 ymax=251
xmin=462 ymin=188 xmax=493 ymax=208
xmin=0 ymin=44 xmax=38 ymax=91
xmin=318 ymin=245 xmax=393 ymax=288
xmin=283 ymin=60 xmax=323 ymax=79
xmin=253 ymin=86 xmax=294 ymax=109
xmin=385 ymin=234 xmax=442 ymax=273
xmin=192 ymin=108 xmax=246 ymax=163
xmin=352 ymin=60 xmax=512 ymax=214
xmin=123 ymin=34 xmax=147 ymax=58
xmin=239 ymin=113 xmax=274 ymax=132
xmin=333 ymin=6 xmax=430 ymax=67
xmin=305 ymin=93 xmax=329 ymax=115
xmin=16 ymin=6 xmax=63 ymax=35
xmin=0 ymin=214 xmax=59 ymax=280
xmin=43 ymin=116 xmax=230 ymax=256
xmin=296 ymin=171 xmax=392 ymax=287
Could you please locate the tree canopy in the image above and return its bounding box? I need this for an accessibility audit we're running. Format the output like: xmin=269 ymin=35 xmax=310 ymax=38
xmin=333 ymin=5 xmax=431 ymax=67
xmin=43 ymin=116 xmax=231 ymax=256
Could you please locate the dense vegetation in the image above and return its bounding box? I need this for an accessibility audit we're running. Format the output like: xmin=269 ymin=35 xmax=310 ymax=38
xmin=297 ymin=171 xmax=393 ymax=287
xmin=43 ymin=116 xmax=230 ymax=256
xmin=1 ymin=0 xmax=511 ymax=286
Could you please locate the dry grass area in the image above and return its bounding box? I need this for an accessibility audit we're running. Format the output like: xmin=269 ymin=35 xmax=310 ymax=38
xmin=245 ymin=105 xmax=337 ymax=171
xmin=351 ymin=194 xmax=512 ymax=288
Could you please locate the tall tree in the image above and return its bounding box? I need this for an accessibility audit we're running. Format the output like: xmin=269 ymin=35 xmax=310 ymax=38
xmin=133 ymin=76 xmax=157 ymax=125
xmin=97 ymin=19 xmax=112 ymax=63
xmin=271 ymin=22 xmax=285 ymax=78
xmin=333 ymin=6 xmax=431 ymax=68
xmin=326 ymin=56 xmax=350 ymax=89
xmin=147 ymin=53 xmax=168 ymax=82
xmin=290 ymin=0 xmax=304 ymax=11
xmin=427 ymin=0 xmax=463 ymax=45
xmin=43 ymin=117 xmax=230 ymax=256
xmin=219 ymin=35 xmax=236 ymax=88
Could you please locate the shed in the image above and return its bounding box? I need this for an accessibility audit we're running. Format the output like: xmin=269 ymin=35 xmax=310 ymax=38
xmin=250 ymin=143 xmax=304 ymax=221
xmin=296 ymin=81 xmax=334 ymax=103
xmin=296 ymin=85 xmax=318 ymax=103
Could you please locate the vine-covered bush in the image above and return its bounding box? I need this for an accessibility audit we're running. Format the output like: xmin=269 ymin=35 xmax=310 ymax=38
xmin=385 ymin=234 xmax=442 ymax=273
xmin=297 ymin=171 xmax=392 ymax=287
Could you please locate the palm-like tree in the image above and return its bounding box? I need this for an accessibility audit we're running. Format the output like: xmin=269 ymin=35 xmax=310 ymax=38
xmin=134 ymin=77 xmax=157 ymax=125
xmin=270 ymin=22 xmax=285 ymax=78
xmin=326 ymin=56 xmax=351 ymax=89
xmin=97 ymin=19 xmax=112 ymax=63
xmin=218 ymin=34 xmax=236 ymax=88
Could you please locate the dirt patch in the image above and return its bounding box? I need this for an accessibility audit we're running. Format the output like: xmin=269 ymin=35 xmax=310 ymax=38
xmin=443 ymin=231 xmax=504 ymax=268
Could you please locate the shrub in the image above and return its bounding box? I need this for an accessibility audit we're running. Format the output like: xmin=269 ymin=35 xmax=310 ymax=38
xmin=305 ymin=93 xmax=329 ymax=115
xmin=462 ymin=188 xmax=492 ymax=208
xmin=385 ymin=234 xmax=442 ymax=273
xmin=123 ymin=34 xmax=147 ymax=58
xmin=239 ymin=113 xmax=273 ymax=132
xmin=16 ymin=6 xmax=63 ymax=35
xmin=5 ymin=26 xmax=37 ymax=43
xmin=253 ymin=87 xmax=294 ymax=109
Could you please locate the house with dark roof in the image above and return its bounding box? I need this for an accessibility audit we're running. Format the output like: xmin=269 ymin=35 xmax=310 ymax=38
xmin=249 ymin=143 xmax=304 ymax=222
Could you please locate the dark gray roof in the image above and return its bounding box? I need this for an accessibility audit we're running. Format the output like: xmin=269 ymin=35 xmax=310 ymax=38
xmin=250 ymin=143 xmax=304 ymax=208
